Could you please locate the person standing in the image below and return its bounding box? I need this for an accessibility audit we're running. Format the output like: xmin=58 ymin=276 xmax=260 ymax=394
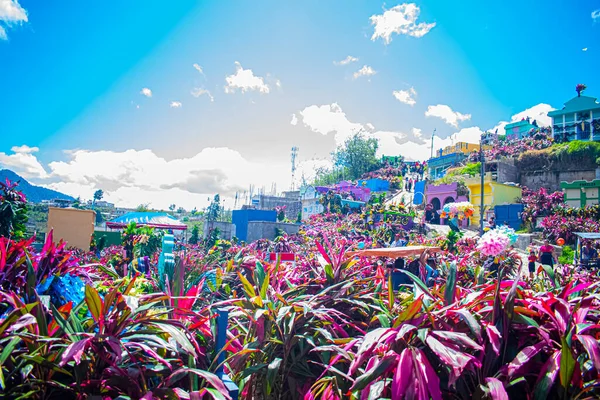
xmin=538 ymin=239 xmax=557 ymax=268
xmin=528 ymin=249 xmax=537 ymax=278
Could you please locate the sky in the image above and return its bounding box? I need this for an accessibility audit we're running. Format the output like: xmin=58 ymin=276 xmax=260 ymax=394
xmin=0 ymin=0 xmax=599 ymax=210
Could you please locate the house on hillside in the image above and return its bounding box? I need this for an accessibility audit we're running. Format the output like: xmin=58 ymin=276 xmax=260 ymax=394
xmin=561 ymin=179 xmax=600 ymax=208
xmin=427 ymin=142 xmax=486 ymax=179
xmin=464 ymin=172 xmax=522 ymax=227
xmin=504 ymin=118 xmax=538 ymax=140
xmin=549 ymin=88 xmax=600 ymax=143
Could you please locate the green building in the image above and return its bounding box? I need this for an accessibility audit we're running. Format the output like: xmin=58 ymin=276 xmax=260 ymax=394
xmin=549 ymin=90 xmax=600 ymax=142
xmin=561 ymin=179 xmax=600 ymax=208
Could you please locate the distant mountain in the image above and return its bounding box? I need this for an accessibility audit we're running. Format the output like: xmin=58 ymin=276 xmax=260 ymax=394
xmin=0 ymin=169 xmax=74 ymax=203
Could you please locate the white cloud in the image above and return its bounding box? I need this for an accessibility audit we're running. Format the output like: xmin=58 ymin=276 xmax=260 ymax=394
xmin=0 ymin=0 xmax=28 ymax=40
xmin=509 ymin=103 xmax=554 ymax=127
xmin=191 ymin=88 xmax=214 ymax=102
xmin=296 ymin=103 xmax=365 ymax=145
xmin=583 ymin=48 xmax=588 ymax=52
xmin=170 ymin=101 xmax=182 ymax=108
xmin=393 ymin=87 xmax=417 ymax=106
xmin=290 ymin=114 xmax=298 ymax=125
xmin=140 ymin=88 xmax=152 ymax=97
xmin=592 ymin=10 xmax=600 ymax=20
xmin=412 ymin=127 xmax=423 ymax=139
xmin=353 ymin=65 xmax=377 ymax=80
xmin=0 ymin=145 xmax=48 ymax=179
xmin=425 ymin=104 xmax=471 ymax=127
xmin=193 ymin=63 xmax=205 ymax=76
xmin=275 ymin=79 xmax=282 ymax=88
xmin=370 ymin=3 xmax=435 ymax=44
xmin=334 ymin=55 xmax=359 ymax=66
xmin=224 ymin=61 xmax=270 ymax=94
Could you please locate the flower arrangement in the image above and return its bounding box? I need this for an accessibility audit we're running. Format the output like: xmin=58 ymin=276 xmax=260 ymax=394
xmin=477 ymin=226 xmax=512 ymax=256
xmin=440 ymin=201 xmax=475 ymax=219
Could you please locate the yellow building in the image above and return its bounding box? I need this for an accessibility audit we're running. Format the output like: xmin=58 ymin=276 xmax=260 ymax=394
xmin=440 ymin=142 xmax=488 ymax=156
xmin=465 ymin=173 xmax=522 ymax=226
xmin=47 ymin=207 xmax=96 ymax=251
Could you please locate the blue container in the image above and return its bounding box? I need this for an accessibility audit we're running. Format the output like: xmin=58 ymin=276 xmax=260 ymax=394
xmin=494 ymin=204 xmax=524 ymax=231
xmin=413 ymin=181 xmax=425 ymax=205
xmin=232 ymin=209 xmax=277 ymax=241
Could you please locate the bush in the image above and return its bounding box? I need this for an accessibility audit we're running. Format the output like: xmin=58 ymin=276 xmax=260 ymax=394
xmin=559 ymin=245 xmax=575 ymax=265
xmin=516 ymin=141 xmax=600 ymax=172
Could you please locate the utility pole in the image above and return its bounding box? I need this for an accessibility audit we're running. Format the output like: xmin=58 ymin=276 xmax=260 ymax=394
xmin=479 ymin=133 xmax=486 ymax=235
xmin=430 ymin=128 xmax=436 ymax=159
xmin=290 ymin=146 xmax=299 ymax=191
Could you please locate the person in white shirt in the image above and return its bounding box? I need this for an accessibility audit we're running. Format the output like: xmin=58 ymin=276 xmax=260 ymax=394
xmin=390 ymin=232 xmax=408 ymax=247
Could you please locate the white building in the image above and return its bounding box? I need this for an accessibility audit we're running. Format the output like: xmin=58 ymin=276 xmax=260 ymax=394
xmin=300 ymin=186 xmax=323 ymax=220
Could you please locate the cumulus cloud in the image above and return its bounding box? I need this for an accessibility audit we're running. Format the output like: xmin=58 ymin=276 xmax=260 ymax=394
xmin=290 ymin=114 xmax=298 ymax=125
xmin=334 ymin=55 xmax=359 ymax=66
xmin=0 ymin=144 xmax=48 ymax=179
xmin=140 ymin=88 xmax=152 ymax=97
xmin=510 ymin=103 xmax=554 ymax=127
xmin=0 ymin=0 xmax=28 ymax=40
xmin=191 ymin=88 xmax=214 ymax=102
xmin=393 ymin=87 xmax=417 ymax=106
xmin=224 ymin=61 xmax=270 ymax=94
xmin=170 ymin=101 xmax=182 ymax=108
xmin=370 ymin=3 xmax=435 ymax=44
xmin=353 ymin=65 xmax=377 ymax=80
xmin=425 ymin=104 xmax=471 ymax=127
xmin=295 ymin=103 xmax=365 ymax=145
xmin=412 ymin=127 xmax=423 ymax=139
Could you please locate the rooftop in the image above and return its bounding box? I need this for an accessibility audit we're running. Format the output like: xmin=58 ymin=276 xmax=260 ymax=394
xmin=548 ymin=95 xmax=600 ymax=117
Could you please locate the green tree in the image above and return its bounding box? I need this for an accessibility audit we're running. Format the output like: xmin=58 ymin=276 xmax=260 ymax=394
xmin=136 ymin=203 xmax=150 ymax=212
xmin=189 ymin=225 xmax=200 ymax=244
xmin=0 ymin=180 xmax=28 ymax=239
xmin=169 ymin=204 xmax=176 ymax=212
xmin=332 ymin=131 xmax=380 ymax=180
xmin=206 ymin=194 xmax=221 ymax=222
xmin=93 ymin=189 xmax=104 ymax=202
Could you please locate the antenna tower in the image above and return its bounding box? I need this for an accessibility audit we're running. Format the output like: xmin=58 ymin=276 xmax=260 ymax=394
xmin=291 ymin=146 xmax=299 ymax=191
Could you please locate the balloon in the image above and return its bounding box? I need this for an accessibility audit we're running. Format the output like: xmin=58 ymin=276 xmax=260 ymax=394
xmin=556 ymin=238 xmax=565 ymax=246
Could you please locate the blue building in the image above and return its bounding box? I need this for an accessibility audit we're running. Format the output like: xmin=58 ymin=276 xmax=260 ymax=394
xmin=427 ymin=152 xmax=466 ymax=179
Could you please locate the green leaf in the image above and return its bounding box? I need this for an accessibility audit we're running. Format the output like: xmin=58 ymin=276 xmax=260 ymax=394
xmin=399 ymin=269 xmax=433 ymax=299
xmin=151 ymin=322 xmax=197 ymax=358
xmin=559 ymin=336 xmax=576 ymax=389
xmin=350 ymin=355 xmax=396 ymax=391
xmin=237 ymin=271 xmax=257 ymax=298
xmin=84 ymin=284 xmax=103 ymax=324
xmin=444 ymin=261 xmax=457 ymax=306
xmin=266 ymin=357 xmax=282 ymax=396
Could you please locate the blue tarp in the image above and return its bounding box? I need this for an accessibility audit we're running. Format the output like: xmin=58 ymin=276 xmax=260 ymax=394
xmin=413 ymin=181 xmax=425 ymax=205
xmin=358 ymin=179 xmax=390 ymax=192
xmin=107 ymin=212 xmax=187 ymax=230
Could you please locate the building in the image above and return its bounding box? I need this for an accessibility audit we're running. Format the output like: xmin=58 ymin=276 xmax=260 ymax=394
xmin=251 ymin=194 xmax=302 ymax=220
xmin=504 ymin=118 xmax=538 ymax=140
xmin=549 ymin=90 xmax=600 ymax=142
xmin=47 ymin=207 xmax=96 ymax=251
xmin=424 ymin=182 xmax=469 ymax=226
xmin=428 ymin=142 xmax=485 ymax=179
xmin=464 ymin=172 xmax=522 ymax=227
xmin=300 ymin=186 xmax=324 ymax=220
xmin=561 ymin=179 xmax=600 ymax=208
xmin=428 ymin=153 xmax=467 ymax=179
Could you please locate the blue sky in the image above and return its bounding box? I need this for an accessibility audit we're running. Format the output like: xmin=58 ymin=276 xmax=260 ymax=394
xmin=0 ymin=1 xmax=599 ymax=208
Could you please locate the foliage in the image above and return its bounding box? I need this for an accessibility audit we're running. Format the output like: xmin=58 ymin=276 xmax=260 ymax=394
xmin=0 ymin=179 xmax=28 ymax=239
xmin=189 ymin=225 xmax=200 ymax=245
xmin=93 ymin=189 xmax=104 ymax=202
xmin=559 ymin=245 xmax=574 ymax=265
xmin=206 ymin=194 xmax=222 ymax=222
xmin=576 ymin=83 xmax=587 ymax=96
xmin=516 ymin=141 xmax=600 ymax=172
xmin=136 ymin=203 xmax=151 ymax=212
xmin=447 ymin=162 xmax=481 ymax=177
xmin=521 ymin=187 xmax=565 ymax=228
xmin=122 ymin=222 xmax=163 ymax=261
xmin=332 ymin=132 xmax=381 ymax=180
xmin=540 ymin=214 xmax=600 ymax=244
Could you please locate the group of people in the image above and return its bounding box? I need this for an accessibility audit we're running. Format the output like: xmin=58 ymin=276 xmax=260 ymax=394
xmin=386 ymin=231 xmax=440 ymax=288
xmin=404 ymin=177 xmax=417 ymax=192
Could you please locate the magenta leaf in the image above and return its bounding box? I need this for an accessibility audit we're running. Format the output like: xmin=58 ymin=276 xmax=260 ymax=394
xmin=506 ymin=341 xmax=546 ymax=378
xmin=484 ymin=377 xmax=508 ymax=400
xmin=391 ymin=348 xmax=413 ymax=399
xmin=60 ymin=337 xmax=93 ymax=366
xmin=425 ymin=335 xmax=478 ymax=385
xmin=577 ymin=334 xmax=600 ymax=372
xmin=413 ymin=348 xmax=442 ymax=400
xmin=485 ymin=324 xmax=502 ymax=356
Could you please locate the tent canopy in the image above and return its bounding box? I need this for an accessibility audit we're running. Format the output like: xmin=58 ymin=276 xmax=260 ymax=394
xmin=106 ymin=212 xmax=187 ymax=230
xmin=574 ymin=232 xmax=600 ymax=239
xmin=346 ymin=245 xmax=441 ymax=259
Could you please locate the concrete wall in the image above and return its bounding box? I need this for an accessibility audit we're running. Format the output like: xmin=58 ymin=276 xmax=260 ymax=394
xmin=47 ymin=207 xmax=95 ymax=251
xmin=257 ymin=195 xmax=302 ymax=220
xmin=491 ymin=161 xmax=520 ymax=184
xmin=203 ymin=221 xmax=236 ymax=240
xmin=520 ymin=170 xmax=597 ymax=192
xmin=246 ymin=221 xmax=300 ymax=243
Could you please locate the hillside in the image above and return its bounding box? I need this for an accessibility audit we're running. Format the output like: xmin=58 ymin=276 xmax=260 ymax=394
xmin=0 ymin=169 xmax=74 ymax=203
